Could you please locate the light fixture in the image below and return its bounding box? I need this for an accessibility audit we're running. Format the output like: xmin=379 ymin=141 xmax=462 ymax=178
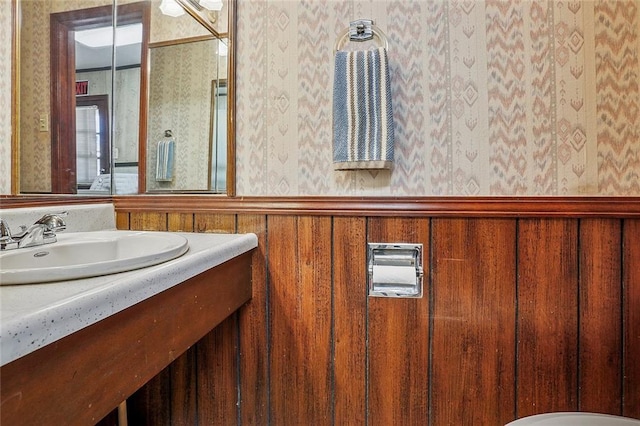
xmin=199 ymin=0 xmax=223 ymax=11
xmin=160 ymin=0 xmax=185 ymax=17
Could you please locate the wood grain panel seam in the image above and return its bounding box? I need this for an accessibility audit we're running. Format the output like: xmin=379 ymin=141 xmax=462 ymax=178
xmin=265 ymin=214 xmax=272 ymax=426
xmin=623 ymin=225 xmax=628 ymax=416
xmin=364 ymin=217 xmax=370 ymax=426
xmin=514 ymin=218 xmax=520 ymax=419
xmin=576 ymin=219 xmax=582 ymax=411
xmin=619 ymin=219 xmax=625 ymax=415
xmin=427 ymin=218 xmax=434 ymax=426
xmin=329 ymin=216 xmax=336 ymax=426
xmin=235 ymin=310 xmax=242 ymax=423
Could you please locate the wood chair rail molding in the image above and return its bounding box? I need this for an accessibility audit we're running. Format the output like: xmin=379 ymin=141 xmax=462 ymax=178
xmin=0 ymin=196 xmax=113 ymax=208
xmin=111 ymin=196 xmax=640 ymax=218
xmin=3 ymin=196 xmax=640 ymax=217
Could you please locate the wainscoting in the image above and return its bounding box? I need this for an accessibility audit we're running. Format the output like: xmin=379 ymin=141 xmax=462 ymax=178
xmin=102 ymin=197 xmax=640 ymax=425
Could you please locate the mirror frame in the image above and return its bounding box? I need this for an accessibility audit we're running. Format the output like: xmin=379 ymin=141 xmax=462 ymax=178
xmin=10 ymin=0 xmax=236 ymax=197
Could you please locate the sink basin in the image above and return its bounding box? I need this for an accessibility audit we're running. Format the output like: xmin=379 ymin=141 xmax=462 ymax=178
xmin=0 ymin=230 xmax=189 ymax=285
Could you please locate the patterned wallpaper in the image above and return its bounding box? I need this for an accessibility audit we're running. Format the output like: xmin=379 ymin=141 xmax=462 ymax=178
xmin=149 ymin=0 xmax=211 ymax=43
xmin=234 ymin=0 xmax=640 ymax=196
xmin=4 ymin=0 xmax=639 ymax=196
xmin=0 ymin=1 xmax=11 ymax=194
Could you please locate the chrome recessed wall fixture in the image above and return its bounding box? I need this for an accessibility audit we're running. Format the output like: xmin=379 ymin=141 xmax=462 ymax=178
xmin=367 ymin=243 xmax=424 ymax=298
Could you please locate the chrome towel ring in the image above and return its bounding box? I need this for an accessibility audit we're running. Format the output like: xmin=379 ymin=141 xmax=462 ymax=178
xmin=334 ymin=19 xmax=389 ymax=52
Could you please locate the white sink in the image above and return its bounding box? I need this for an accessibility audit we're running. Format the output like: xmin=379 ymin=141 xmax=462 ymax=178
xmin=0 ymin=230 xmax=189 ymax=285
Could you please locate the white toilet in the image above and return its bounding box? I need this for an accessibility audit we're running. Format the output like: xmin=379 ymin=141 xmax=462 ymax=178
xmin=506 ymin=412 xmax=640 ymax=426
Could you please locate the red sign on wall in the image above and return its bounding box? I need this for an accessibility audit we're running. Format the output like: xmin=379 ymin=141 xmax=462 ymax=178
xmin=76 ymin=80 xmax=89 ymax=96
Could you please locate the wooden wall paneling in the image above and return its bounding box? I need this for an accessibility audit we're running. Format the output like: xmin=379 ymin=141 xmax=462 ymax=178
xmin=168 ymin=348 xmax=198 ymax=424
xmin=127 ymin=370 xmax=172 ymax=425
xmin=125 ymin=211 xmax=189 ymax=423
xmin=367 ymin=217 xmax=430 ymax=425
xmin=196 ymin=316 xmax=240 ymax=425
xmin=126 ymin=211 xmax=237 ymax=423
xmin=430 ymin=218 xmax=517 ymax=425
xmin=129 ymin=212 xmax=167 ymax=231
xmin=237 ymin=215 xmax=269 ymax=425
xmin=333 ymin=217 xmax=367 ymax=424
xmin=104 ymin=200 xmax=640 ymax=423
xmin=194 ymin=212 xmax=238 ymax=424
xmin=517 ymin=219 xmax=579 ymax=417
xmin=115 ymin=211 xmax=130 ymax=230
xmin=579 ymin=219 xmax=623 ymax=414
xmin=267 ymin=215 xmax=333 ymax=425
xmin=623 ymin=219 xmax=640 ymax=418
xmin=168 ymin=212 xmax=195 ymax=232
xmin=195 ymin=213 xmax=236 ymax=233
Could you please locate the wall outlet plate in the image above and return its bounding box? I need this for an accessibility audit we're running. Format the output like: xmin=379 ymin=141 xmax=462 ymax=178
xmin=38 ymin=114 xmax=49 ymax=132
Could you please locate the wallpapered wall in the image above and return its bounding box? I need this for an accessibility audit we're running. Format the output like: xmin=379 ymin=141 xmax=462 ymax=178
xmin=2 ymin=1 xmax=639 ymax=196
xmin=234 ymin=0 xmax=640 ymax=196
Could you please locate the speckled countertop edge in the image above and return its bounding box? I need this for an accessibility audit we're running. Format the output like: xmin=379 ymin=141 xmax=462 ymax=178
xmin=0 ymin=232 xmax=258 ymax=366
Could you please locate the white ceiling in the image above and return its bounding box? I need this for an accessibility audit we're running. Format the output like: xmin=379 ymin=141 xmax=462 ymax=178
xmin=75 ymin=24 xmax=142 ymax=71
xmin=75 ymin=42 xmax=142 ymax=70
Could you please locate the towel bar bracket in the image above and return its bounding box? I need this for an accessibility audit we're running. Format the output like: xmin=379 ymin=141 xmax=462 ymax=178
xmin=349 ymin=19 xmax=374 ymax=42
xmin=334 ymin=19 xmax=389 ymax=52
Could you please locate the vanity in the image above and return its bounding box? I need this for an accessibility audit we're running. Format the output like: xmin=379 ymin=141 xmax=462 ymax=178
xmin=0 ymin=204 xmax=257 ymax=425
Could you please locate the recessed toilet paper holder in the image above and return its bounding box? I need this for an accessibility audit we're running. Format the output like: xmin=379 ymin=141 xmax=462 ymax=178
xmin=367 ymin=243 xmax=423 ymax=298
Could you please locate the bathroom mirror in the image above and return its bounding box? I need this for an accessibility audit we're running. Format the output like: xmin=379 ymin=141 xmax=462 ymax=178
xmin=13 ymin=0 xmax=235 ymax=195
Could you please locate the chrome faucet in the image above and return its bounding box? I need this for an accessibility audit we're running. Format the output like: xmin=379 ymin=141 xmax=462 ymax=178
xmin=0 ymin=212 xmax=68 ymax=250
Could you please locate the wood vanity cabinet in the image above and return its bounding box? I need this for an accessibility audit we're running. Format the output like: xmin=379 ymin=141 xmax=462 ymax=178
xmin=0 ymin=252 xmax=252 ymax=426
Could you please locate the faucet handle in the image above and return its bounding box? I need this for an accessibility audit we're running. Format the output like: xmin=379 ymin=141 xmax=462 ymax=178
xmin=0 ymin=219 xmax=13 ymax=242
xmin=35 ymin=211 xmax=68 ymax=232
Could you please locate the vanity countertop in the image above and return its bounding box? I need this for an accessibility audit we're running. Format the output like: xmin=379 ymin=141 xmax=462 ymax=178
xmin=0 ymin=231 xmax=258 ymax=366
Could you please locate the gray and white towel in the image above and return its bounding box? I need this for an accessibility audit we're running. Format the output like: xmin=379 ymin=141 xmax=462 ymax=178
xmin=155 ymin=139 xmax=175 ymax=181
xmin=333 ymin=47 xmax=394 ymax=170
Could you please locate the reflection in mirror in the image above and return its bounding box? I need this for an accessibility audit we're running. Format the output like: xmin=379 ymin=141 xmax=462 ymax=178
xmin=76 ymin=95 xmax=111 ymax=191
xmin=74 ymin=15 xmax=144 ymax=195
xmin=145 ymin=0 xmax=230 ymax=193
xmin=211 ymin=76 xmax=227 ymax=192
xmin=146 ymin=36 xmax=227 ymax=192
xmin=18 ymin=1 xmax=147 ymax=195
xmin=14 ymin=0 xmax=235 ymax=196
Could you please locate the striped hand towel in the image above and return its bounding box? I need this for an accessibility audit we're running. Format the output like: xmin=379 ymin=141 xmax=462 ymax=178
xmin=333 ymin=47 xmax=394 ymax=170
xmin=155 ymin=139 xmax=175 ymax=181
